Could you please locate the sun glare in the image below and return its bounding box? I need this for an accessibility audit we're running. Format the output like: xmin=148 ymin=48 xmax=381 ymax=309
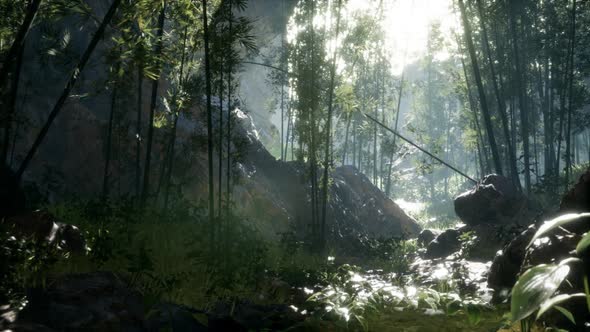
xmin=345 ymin=0 xmax=459 ymax=74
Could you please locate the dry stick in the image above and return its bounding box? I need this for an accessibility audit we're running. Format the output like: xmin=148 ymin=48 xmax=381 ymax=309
xmin=363 ymin=113 xmax=477 ymax=184
xmin=16 ymin=0 xmax=122 ymax=180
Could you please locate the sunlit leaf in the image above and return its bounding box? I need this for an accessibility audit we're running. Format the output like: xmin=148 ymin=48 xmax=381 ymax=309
xmin=510 ymin=264 xmax=570 ymax=322
xmin=576 ymin=232 xmax=590 ymax=254
xmin=536 ymin=293 xmax=585 ymax=320
xmin=554 ymin=305 xmax=576 ymax=325
xmin=528 ymin=213 xmax=590 ymax=247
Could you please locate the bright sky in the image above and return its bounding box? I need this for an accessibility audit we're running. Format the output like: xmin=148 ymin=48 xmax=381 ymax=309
xmin=347 ymin=0 xmax=459 ymax=74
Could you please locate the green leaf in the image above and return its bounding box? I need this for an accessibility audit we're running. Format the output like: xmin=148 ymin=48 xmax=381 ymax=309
xmin=511 ymin=264 xmax=570 ymax=322
xmin=528 ymin=213 xmax=590 ymax=248
xmin=554 ymin=306 xmax=576 ymax=325
xmin=576 ymin=232 xmax=590 ymax=254
xmin=536 ymin=293 xmax=585 ymax=320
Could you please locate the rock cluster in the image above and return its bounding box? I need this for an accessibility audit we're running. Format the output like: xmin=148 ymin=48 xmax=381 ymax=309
xmin=422 ymin=174 xmax=533 ymax=262
xmin=487 ymin=170 xmax=590 ymax=311
xmin=1 ymin=272 xmax=306 ymax=332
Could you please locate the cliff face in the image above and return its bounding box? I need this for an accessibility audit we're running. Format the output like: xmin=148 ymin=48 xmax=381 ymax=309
xmin=5 ymin=0 xmax=420 ymax=242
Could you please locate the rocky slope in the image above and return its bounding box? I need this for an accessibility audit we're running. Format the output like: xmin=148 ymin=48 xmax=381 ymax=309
xmin=3 ymin=0 xmax=419 ymax=244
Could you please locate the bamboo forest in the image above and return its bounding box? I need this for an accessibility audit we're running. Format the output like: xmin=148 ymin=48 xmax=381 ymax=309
xmin=2 ymin=0 xmax=590 ymax=331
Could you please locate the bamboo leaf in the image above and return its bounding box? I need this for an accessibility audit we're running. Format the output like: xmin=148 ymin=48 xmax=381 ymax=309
xmin=554 ymin=305 xmax=576 ymax=325
xmin=576 ymin=232 xmax=590 ymax=254
xmin=511 ymin=264 xmax=570 ymax=322
xmin=536 ymin=293 xmax=585 ymax=320
xmin=528 ymin=213 xmax=590 ymax=248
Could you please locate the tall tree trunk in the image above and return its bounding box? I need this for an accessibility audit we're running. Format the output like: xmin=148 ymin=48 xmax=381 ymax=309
xmin=0 ymin=0 xmax=42 ymax=93
xmin=385 ymin=70 xmax=405 ymax=197
xmin=564 ymin=0 xmax=577 ymax=189
xmin=218 ymin=64 xmax=223 ymax=217
xmin=556 ymin=39 xmax=572 ymax=185
xmin=507 ymin=0 xmax=531 ymax=193
xmin=135 ymin=67 xmax=143 ymax=198
xmin=342 ymin=113 xmax=351 ymax=165
xmin=2 ymin=44 xmax=24 ymax=164
xmin=226 ymin=30 xmax=233 ymax=220
xmin=162 ymin=27 xmax=188 ymax=210
xmin=351 ymin=115 xmax=357 ymax=167
xmin=320 ymin=0 xmax=342 ymax=251
xmin=101 ymin=59 xmax=120 ymax=201
xmin=458 ymin=0 xmax=503 ymax=175
xmin=307 ymin=0 xmax=319 ymax=249
xmin=461 ymin=55 xmax=490 ymax=175
xmin=141 ymin=1 xmax=167 ymax=208
xmin=15 ymin=0 xmax=122 ymax=180
xmin=202 ymin=0 xmax=216 ymax=245
xmin=475 ymin=0 xmax=520 ymax=188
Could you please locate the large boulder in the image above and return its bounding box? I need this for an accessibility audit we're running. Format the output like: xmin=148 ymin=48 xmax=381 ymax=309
xmin=454 ymin=174 xmax=531 ymax=226
xmin=329 ymin=166 xmax=421 ymax=239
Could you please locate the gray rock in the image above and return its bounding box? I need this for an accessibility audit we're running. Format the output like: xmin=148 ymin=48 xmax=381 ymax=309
xmin=417 ymin=229 xmax=436 ymax=246
xmin=487 ymin=225 xmax=536 ymax=302
xmin=18 ymin=272 xmax=145 ymax=331
xmin=1 ymin=210 xmax=86 ymax=253
xmin=145 ymin=303 xmax=207 ymax=332
xmin=425 ymin=229 xmax=461 ymax=259
xmin=454 ymin=174 xmax=531 ymax=226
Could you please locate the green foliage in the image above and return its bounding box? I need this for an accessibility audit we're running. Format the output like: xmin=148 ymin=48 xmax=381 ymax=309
xmin=0 ymin=226 xmax=68 ymax=307
xmin=510 ymin=213 xmax=590 ymax=330
xmin=510 ymin=263 xmax=571 ymax=322
xmin=306 ymin=261 xmax=497 ymax=331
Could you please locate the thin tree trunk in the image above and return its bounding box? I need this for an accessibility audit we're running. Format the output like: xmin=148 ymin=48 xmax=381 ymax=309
xmin=507 ymin=0 xmax=531 ymax=193
xmin=101 ymin=59 xmax=120 ymax=201
xmin=15 ymin=0 xmax=122 ymax=180
xmin=218 ymin=64 xmax=223 ymax=217
xmin=2 ymin=43 xmax=24 ymax=164
xmin=352 ymin=115 xmax=357 ymax=167
xmin=307 ymin=0 xmax=319 ymax=249
xmin=475 ymin=0 xmax=520 ymax=188
xmin=141 ymin=1 xmax=166 ymax=208
xmin=342 ymin=113 xmax=351 ymax=165
xmin=135 ymin=67 xmax=143 ymax=198
xmin=162 ymin=27 xmax=188 ymax=210
xmin=0 ymin=0 xmax=42 ymax=92
xmin=226 ymin=8 xmax=233 ymax=219
xmin=458 ymin=0 xmax=503 ymax=175
xmin=202 ymin=0 xmax=216 ymax=243
xmin=556 ymin=40 xmax=572 ymax=183
xmin=320 ymin=0 xmax=342 ymax=251
xmin=565 ymin=0 xmax=577 ymax=189
xmin=385 ymin=70 xmax=405 ymax=197
xmin=461 ymin=56 xmax=489 ymax=175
